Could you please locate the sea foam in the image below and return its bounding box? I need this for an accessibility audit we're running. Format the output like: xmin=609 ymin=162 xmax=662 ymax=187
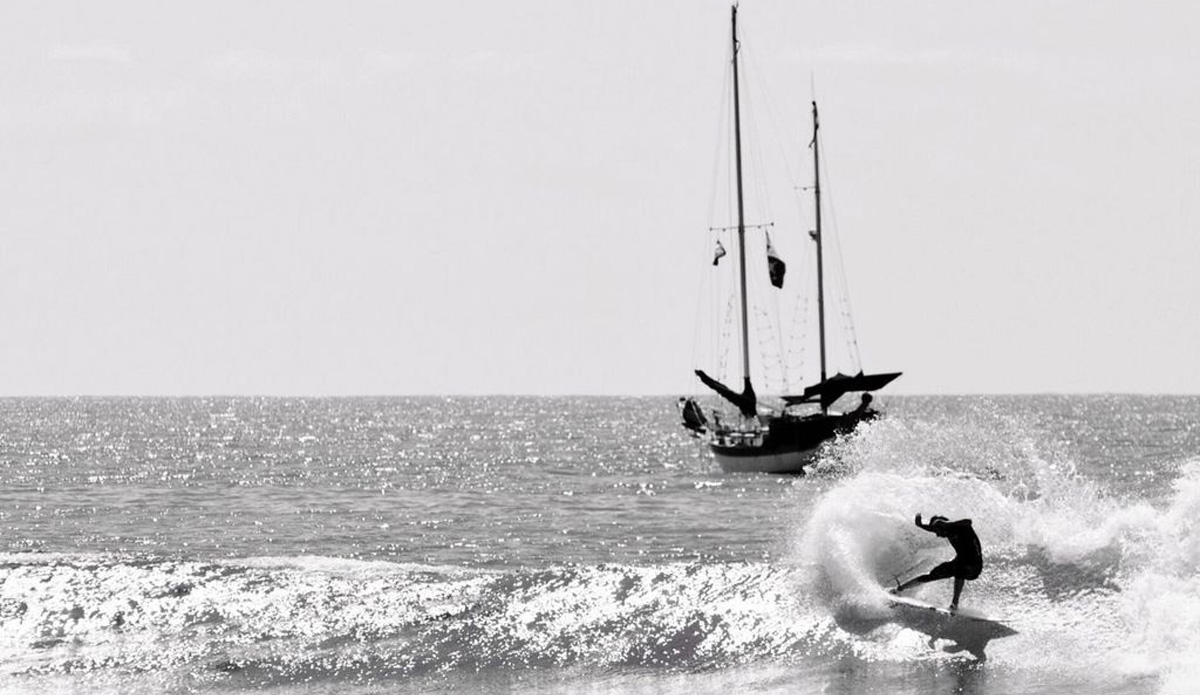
xmin=791 ymin=408 xmax=1187 ymax=686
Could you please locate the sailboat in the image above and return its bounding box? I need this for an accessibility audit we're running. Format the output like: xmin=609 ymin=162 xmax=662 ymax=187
xmin=680 ymin=6 xmax=900 ymax=474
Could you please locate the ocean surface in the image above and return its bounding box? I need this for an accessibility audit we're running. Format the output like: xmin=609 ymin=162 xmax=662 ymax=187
xmin=2 ymin=395 xmax=1199 ymax=694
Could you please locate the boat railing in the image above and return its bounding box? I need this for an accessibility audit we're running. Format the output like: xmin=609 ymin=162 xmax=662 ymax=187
xmin=708 ymin=416 xmax=768 ymax=448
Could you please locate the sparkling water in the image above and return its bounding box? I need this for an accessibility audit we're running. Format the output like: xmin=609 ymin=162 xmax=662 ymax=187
xmin=1 ymin=396 xmax=1197 ymax=694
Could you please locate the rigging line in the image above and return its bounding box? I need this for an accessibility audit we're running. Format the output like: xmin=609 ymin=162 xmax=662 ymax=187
xmin=743 ymin=36 xmax=802 ymax=391
xmin=719 ymin=293 xmax=737 ymax=383
xmin=693 ymin=42 xmax=731 ymax=388
xmin=797 ymin=293 xmax=812 ymax=389
xmin=774 ymin=303 xmax=791 ymax=389
xmin=715 ymin=290 xmax=734 ymax=384
xmin=736 ymin=51 xmax=792 ymax=389
xmin=751 ymin=308 xmax=782 ymax=391
xmin=781 ymin=191 xmax=812 ymax=386
xmin=694 ymin=44 xmax=736 ymax=391
xmin=716 ymin=68 xmax=734 ymax=379
xmin=712 ymin=232 xmax=731 ymax=380
xmin=774 ymin=305 xmax=791 ymax=390
xmin=750 ymin=296 xmax=786 ymax=392
xmin=733 ymin=19 xmax=765 ymax=221
xmin=739 ymin=17 xmax=804 ymax=197
xmin=764 ymin=234 xmax=790 ymax=388
xmin=753 ymin=57 xmax=805 ymax=198
xmin=752 ymin=101 xmax=781 ymax=233
xmin=692 ymin=226 xmax=720 ymax=389
xmin=756 ymin=250 xmax=788 ymax=389
xmin=789 ymin=177 xmax=816 ymax=387
xmin=733 ymin=37 xmax=777 ymax=233
xmin=706 ymin=54 xmax=734 ymax=240
xmin=817 ymin=127 xmax=864 ymax=371
xmin=779 ymin=243 xmax=811 ymax=390
xmin=738 ymin=164 xmax=779 ymax=382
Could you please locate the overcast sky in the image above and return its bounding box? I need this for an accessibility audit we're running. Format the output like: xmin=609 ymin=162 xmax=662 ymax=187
xmin=2 ymin=1 xmax=1198 ymax=396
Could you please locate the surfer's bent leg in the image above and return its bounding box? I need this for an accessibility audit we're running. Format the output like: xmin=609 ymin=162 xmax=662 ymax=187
xmin=894 ymin=560 xmax=957 ymax=593
xmin=949 ymin=560 xmax=981 ymax=610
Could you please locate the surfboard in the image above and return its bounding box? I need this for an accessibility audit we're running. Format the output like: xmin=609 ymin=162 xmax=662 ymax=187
xmin=884 ymin=591 xmax=1017 ymax=636
xmin=887 ymin=594 xmax=985 ymax=620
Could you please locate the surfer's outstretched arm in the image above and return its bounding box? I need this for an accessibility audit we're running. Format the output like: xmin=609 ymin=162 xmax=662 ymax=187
xmin=914 ymin=513 xmax=943 ymax=532
xmin=912 ymin=516 xmax=969 ymax=532
xmin=915 ymin=514 xmax=973 ymax=537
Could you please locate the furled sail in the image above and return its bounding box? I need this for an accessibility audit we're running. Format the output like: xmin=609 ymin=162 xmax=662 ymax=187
xmin=782 ymin=371 xmax=902 ymax=409
xmin=694 ymin=369 xmax=758 ymax=418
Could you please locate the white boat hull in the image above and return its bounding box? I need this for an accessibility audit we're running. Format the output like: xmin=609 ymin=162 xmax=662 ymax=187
xmin=710 ymin=442 xmax=821 ymax=474
xmin=702 ymin=410 xmax=871 ymax=474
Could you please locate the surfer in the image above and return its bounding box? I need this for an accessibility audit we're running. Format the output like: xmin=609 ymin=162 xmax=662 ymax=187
xmin=890 ymin=514 xmax=982 ymax=612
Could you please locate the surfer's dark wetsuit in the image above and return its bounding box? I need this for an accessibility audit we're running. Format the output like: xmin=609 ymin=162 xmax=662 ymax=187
xmin=891 ymin=514 xmax=983 ymax=611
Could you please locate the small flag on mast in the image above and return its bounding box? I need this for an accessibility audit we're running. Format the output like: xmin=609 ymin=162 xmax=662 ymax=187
xmin=766 ymin=233 xmax=786 ymax=288
xmin=712 ymin=240 xmax=727 ymax=266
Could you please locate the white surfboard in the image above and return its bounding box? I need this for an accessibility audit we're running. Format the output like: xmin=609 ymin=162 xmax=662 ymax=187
xmin=884 ymin=591 xmax=1017 ymax=636
xmin=887 ymin=593 xmax=984 ymax=620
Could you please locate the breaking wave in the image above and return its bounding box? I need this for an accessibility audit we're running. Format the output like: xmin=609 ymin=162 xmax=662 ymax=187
xmin=794 ymin=408 xmax=1199 ymax=692
xmin=0 ymin=553 xmax=838 ymax=692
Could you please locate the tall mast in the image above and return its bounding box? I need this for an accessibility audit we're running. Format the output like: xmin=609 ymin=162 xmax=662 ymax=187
xmin=811 ymin=101 xmax=828 ymax=412
xmin=731 ymin=5 xmax=751 ymax=385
